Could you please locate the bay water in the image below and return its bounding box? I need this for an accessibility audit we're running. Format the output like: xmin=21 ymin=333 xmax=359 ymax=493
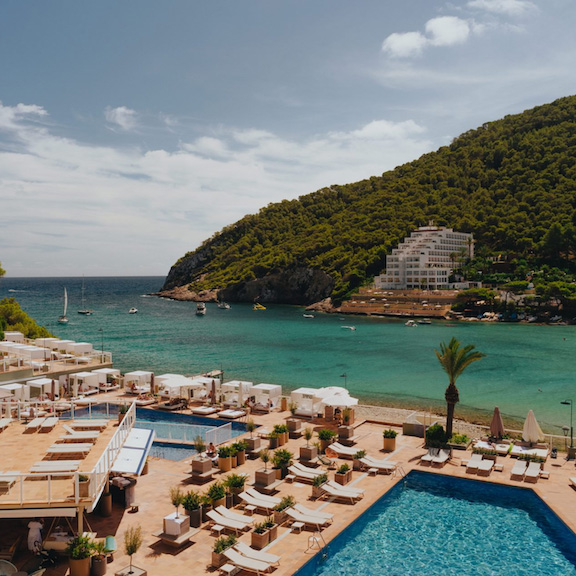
xmin=2 ymin=276 xmax=575 ymax=433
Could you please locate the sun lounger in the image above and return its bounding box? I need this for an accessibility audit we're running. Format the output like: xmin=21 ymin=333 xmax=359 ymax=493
xmin=465 ymin=453 xmax=483 ymax=473
xmin=245 ymin=488 xmax=281 ymax=505
xmin=494 ymin=442 xmax=511 ymax=456
xmin=285 ymin=507 xmax=331 ymax=530
xmin=224 ymin=547 xmax=272 ymax=575
xmin=420 ymin=448 xmax=439 ymax=464
xmin=328 ymin=442 xmax=358 ymax=459
xmin=293 ymin=462 xmax=324 ymax=476
xmin=61 ymin=425 xmax=100 ymax=442
xmin=46 ymin=443 xmax=92 ymax=457
xmin=30 ymin=461 xmax=80 ymax=473
xmin=207 ymin=510 xmax=250 ymax=535
xmin=477 ymin=458 xmax=494 ymax=475
xmin=431 ymin=449 xmax=451 ymax=466
xmin=26 ymin=417 xmax=47 ymax=431
xmin=39 ymin=416 xmax=59 ymax=432
xmin=215 ymin=505 xmax=254 ymax=527
xmin=293 ymin=503 xmax=334 ymax=521
xmin=288 ymin=465 xmax=319 ymax=483
xmin=0 ymin=471 xmax=19 ymax=492
xmin=217 ymin=409 xmax=246 ymax=420
xmin=510 ymin=459 xmax=528 ymax=479
xmin=326 ymin=480 xmax=364 ymax=496
xmin=70 ymin=420 xmax=108 ymax=430
xmin=0 ymin=418 xmax=12 ymax=432
xmin=239 ymin=491 xmax=277 ymax=514
xmin=320 ymin=483 xmax=362 ymax=503
xmin=359 ymin=457 xmax=396 ymax=474
xmin=570 ymin=477 xmax=576 ymax=489
xmin=191 ymin=406 xmax=219 ymax=415
xmin=524 ymin=461 xmax=542 ymax=482
xmin=234 ymin=541 xmax=280 ymax=566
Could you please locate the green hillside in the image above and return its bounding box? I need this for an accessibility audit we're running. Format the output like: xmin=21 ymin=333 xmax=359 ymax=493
xmin=164 ymin=95 xmax=576 ymax=304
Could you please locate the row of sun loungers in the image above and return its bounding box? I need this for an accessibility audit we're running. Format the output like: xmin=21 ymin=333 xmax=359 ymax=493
xmin=510 ymin=460 xmax=548 ymax=482
xmin=420 ymin=448 xmax=451 ymax=466
xmin=25 ymin=415 xmax=58 ymax=432
xmin=359 ymin=455 xmax=397 ymax=474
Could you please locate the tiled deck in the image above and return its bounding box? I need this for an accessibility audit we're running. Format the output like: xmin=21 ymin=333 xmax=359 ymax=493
xmin=3 ymin=404 xmax=576 ymax=576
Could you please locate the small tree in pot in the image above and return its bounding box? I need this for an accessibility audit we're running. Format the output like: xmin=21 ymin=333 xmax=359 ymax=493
xmin=169 ymin=485 xmax=184 ymax=518
xmin=383 ymin=429 xmax=398 ymax=452
xmin=66 ymin=534 xmax=94 ymax=576
xmin=123 ymin=525 xmax=143 ymax=575
xmin=207 ymin=480 xmax=227 ymax=509
xmin=265 ymin=515 xmax=278 ymax=542
xmin=335 ymin=463 xmax=352 ymax=485
xmin=182 ymin=490 xmax=203 ymax=528
xmin=218 ymin=445 xmax=232 ymax=472
xmin=272 ymin=448 xmax=293 ymax=480
xmin=317 ymin=428 xmax=337 ymax=453
xmin=212 ymin=534 xmax=237 ymax=568
xmin=273 ymin=494 xmax=295 ymax=525
xmin=352 ymin=449 xmax=366 ymax=471
xmin=251 ymin=521 xmax=270 ymax=550
xmin=311 ymin=473 xmax=328 ymax=499
xmin=255 ymin=449 xmax=276 ymax=487
xmin=223 ymin=473 xmax=247 ymax=506
xmin=300 ymin=427 xmax=317 ymax=461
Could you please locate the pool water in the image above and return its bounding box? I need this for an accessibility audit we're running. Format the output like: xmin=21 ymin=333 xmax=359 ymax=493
xmin=149 ymin=441 xmax=198 ymax=461
xmin=296 ymin=471 xmax=576 ymax=576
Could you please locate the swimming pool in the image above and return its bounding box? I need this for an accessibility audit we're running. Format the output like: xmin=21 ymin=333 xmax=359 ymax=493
xmin=295 ymin=471 xmax=576 ymax=576
xmin=148 ymin=440 xmax=198 ymax=461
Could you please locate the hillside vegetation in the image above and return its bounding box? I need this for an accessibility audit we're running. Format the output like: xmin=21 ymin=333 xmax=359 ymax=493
xmin=0 ymin=297 xmax=51 ymax=340
xmin=164 ymin=95 xmax=576 ymax=304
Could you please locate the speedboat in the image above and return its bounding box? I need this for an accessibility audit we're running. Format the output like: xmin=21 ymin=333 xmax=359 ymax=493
xmin=417 ymin=318 xmax=432 ymax=325
xmin=303 ymin=314 xmax=315 ymax=318
xmin=129 ymin=307 xmax=138 ymax=314
xmin=217 ymin=301 xmax=231 ymax=309
xmin=341 ymin=325 xmax=356 ymax=331
xmin=253 ymin=303 xmax=266 ymax=310
xmin=405 ymin=320 xmax=418 ymax=327
xmin=196 ymin=302 xmax=206 ymax=315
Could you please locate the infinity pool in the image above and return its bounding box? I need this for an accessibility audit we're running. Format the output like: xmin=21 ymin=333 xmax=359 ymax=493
xmin=295 ymin=471 xmax=576 ymax=576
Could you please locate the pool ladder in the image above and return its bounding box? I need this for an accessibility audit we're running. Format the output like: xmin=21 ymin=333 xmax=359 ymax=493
xmin=306 ymin=530 xmax=327 ymax=555
xmin=392 ymin=465 xmax=406 ymax=479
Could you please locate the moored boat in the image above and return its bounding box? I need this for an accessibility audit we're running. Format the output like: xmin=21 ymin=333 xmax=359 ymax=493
xmin=58 ymin=287 xmax=69 ymax=324
xmin=129 ymin=307 xmax=138 ymax=314
xmin=196 ymin=302 xmax=206 ymax=315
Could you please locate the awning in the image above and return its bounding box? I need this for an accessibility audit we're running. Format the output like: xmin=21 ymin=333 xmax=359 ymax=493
xmin=0 ymin=507 xmax=77 ymax=518
xmin=111 ymin=428 xmax=155 ymax=476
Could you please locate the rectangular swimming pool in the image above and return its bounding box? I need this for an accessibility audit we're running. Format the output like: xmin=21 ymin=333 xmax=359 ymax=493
xmin=295 ymin=471 xmax=576 ymax=576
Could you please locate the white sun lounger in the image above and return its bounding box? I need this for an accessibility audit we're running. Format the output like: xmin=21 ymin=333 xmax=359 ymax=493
xmin=26 ymin=417 xmax=47 ymax=431
xmin=239 ymin=492 xmax=277 ymax=513
xmin=0 ymin=418 xmax=13 ymax=432
xmin=329 ymin=442 xmax=358 ymax=458
xmin=465 ymin=453 xmax=483 ymax=472
xmin=524 ymin=461 xmax=542 ymax=482
xmin=0 ymin=471 xmax=19 ymax=492
xmin=46 ymin=443 xmax=92 ymax=457
xmin=359 ymin=457 xmax=396 ymax=474
xmin=245 ymin=488 xmax=281 ymax=505
xmin=326 ymin=480 xmax=364 ymax=496
xmin=61 ymin=424 xmax=100 ymax=442
xmin=477 ymin=458 xmax=494 ymax=475
xmin=70 ymin=419 xmax=108 ymax=430
xmin=293 ymin=462 xmax=324 ymax=476
xmin=215 ymin=505 xmax=254 ymax=527
xmin=285 ymin=507 xmax=331 ymax=530
xmin=431 ymin=449 xmax=451 ymax=466
xmin=510 ymin=459 xmax=528 ymax=479
xmin=420 ymin=448 xmax=439 ymax=464
xmin=217 ymin=409 xmax=246 ymax=420
xmin=30 ymin=460 xmax=81 ymax=473
xmin=234 ymin=541 xmax=280 ymax=566
xmin=39 ymin=416 xmax=59 ymax=432
xmin=320 ymin=483 xmax=362 ymax=503
xmin=293 ymin=503 xmax=334 ymax=521
xmin=288 ymin=465 xmax=318 ymax=482
xmin=207 ymin=510 xmax=250 ymax=535
xmin=224 ymin=547 xmax=272 ymax=576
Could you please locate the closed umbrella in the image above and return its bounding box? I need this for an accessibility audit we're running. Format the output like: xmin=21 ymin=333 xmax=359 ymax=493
xmin=490 ymin=406 xmax=505 ymax=439
xmin=210 ymin=379 xmax=217 ymax=405
xmin=150 ymin=373 xmax=155 ymax=396
xmin=522 ymin=409 xmax=544 ymax=444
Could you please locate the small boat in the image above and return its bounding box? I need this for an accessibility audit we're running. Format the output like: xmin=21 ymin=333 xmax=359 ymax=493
xmin=341 ymin=325 xmax=356 ymax=331
xmin=253 ymin=303 xmax=266 ymax=310
xmin=77 ymin=277 xmax=93 ymax=315
xmin=303 ymin=314 xmax=315 ymax=318
xmin=217 ymin=301 xmax=231 ymax=309
xmin=129 ymin=307 xmax=138 ymax=314
xmin=417 ymin=319 xmax=432 ymax=325
xmin=405 ymin=320 xmax=418 ymax=327
xmin=196 ymin=302 xmax=206 ymax=315
xmin=58 ymin=288 xmax=69 ymax=324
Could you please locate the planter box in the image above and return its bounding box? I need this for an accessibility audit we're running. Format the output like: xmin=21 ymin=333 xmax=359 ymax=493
xmin=98 ymin=492 xmax=112 ymax=517
xmin=186 ymin=508 xmax=202 ymax=528
xmin=334 ymin=470 xmax=352 ymax=485
xmin=447 ymin=441 xmax=472 ymax=451
xmin=192 ymin=458 xmax=212 ymax=475
xmin=91 ymin=555 xmax=107 ymax=576
xmin=251 ymin=530 xmax=270 ymax=550
xmin=383 ymin=437 xmax=397 ymax=452
xmin=273 ymin=510 xmax=288 ymax=526
xmin=79 ymin=480 xmax=90 ymax=498
xmin=212 ymin=497 xmax=226 ymax=509
xmin=218 ymin=456 xmax=232 ymax=472
xmin=212 ymin=551 xmax=228 ymax=569
xmin=352 ymin=458 xmax=363 ymax=471
xmin=255 ymin=469 xmax=276 ymax=487
xmin=338 ymin=426 xmax=355 ymax=439
xmin=286 ymin=418 xmax=301 ymax=432
xmin=268 ymin=523 xmax=278 ymax=542
xmin=69 ymin=557 xmax=91 ymax=576
xmin=201 ymin=505 xmax=212 ymax=523
xmin=163 ymin=512 xmax=190 ymax=536
xmin=246 ymin=437 xmax=261 ymax=453
xmin=269 ymin=436 xmax=279 ymax=449
xmin=312 ymin=485 xmax=324 ymax=500
xmin=300 ymin=445 xmax=318 ymax=462
xmin=236 ymin=450 xmax=246 ymax=466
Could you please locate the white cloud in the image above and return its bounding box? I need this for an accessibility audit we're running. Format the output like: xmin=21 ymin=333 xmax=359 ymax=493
xmin=467 ymin=0 xmax=537 ymax=16
xmin=104 ymin=106 xmax=138 ymax=131
xmin=425 ymin=16 xmax=471 ymax=46
xmin=0 ymin=102 xmax=433 ymax=276
xmin=382 ymin=31 xmax=428 ymax=58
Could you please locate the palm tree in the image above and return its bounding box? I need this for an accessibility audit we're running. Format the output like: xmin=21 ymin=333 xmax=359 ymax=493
xmin=435 ymin=338 xmax=485 ymax=440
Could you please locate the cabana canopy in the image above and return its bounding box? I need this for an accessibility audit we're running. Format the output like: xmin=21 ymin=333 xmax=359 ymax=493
xmin=26 ymin=377 xmax=54 ymax=398
xmin=222 ymin=380 xmax=253 ymax=405
xmin=92 ymin=368 xmax=122 ymax=384
xmin=157 ymin=374 xmax=204 ymax=399
xmin=252 ymin=383 xmax=282 ymax=408
xmin=69 ymin=372 xmax=99 ymax=396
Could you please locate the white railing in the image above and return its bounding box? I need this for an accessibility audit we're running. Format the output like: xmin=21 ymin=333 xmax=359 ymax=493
xmin=206 ymin=422 xmax=233 ymax=446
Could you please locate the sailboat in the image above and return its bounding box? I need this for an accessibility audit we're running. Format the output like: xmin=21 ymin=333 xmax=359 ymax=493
xmin=77 ymin=277 xmax=93 ymax=315
xmin=58 ymin=288 xmax=69 ymax=324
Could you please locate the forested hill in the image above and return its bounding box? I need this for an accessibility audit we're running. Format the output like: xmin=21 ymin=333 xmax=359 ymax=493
xmin=163 ymin=95 xmax=576 ymax=304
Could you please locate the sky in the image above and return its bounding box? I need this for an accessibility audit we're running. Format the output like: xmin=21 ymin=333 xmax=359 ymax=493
xmin=1 ymin=0 xmax=576 ymax=278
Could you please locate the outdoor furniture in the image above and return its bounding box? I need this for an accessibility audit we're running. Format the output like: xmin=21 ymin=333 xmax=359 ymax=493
xmin=223 ymin=548 xmax=272 ymax=576
xmin=234 ymin=541 xmax=280 ymax=567
xmin=70 ymin=420 xmax=108 ymax=430
xmin=510 ymin=460 xmax=528 ymax=480
xmin=217 ymin=409 xmax=246 ymax=420
xmin=39 ymin=416 xmax=59 ymax=432
xmin=420 ymin=448 xmax=439 ymax=464
xmin=285 ymin=507 xmax=331 ymax=531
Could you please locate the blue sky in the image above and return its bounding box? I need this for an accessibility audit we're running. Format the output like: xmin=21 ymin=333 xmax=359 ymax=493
xmin=1 ymin=0 xmax=575 ymax=277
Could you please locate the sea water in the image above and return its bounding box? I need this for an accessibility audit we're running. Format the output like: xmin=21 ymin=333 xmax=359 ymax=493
xmin=2 ymin=276 xmax=576 ymax=432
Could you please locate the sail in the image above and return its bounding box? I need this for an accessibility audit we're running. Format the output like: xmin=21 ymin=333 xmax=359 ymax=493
xmin=63 ymin=288 xmax=68 ymax=316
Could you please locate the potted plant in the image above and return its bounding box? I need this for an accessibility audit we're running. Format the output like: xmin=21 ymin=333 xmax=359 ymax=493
xmin=90 ymin=540 xmax=107 ymax=576
xmin=265 ymin=516 xmax=278 ymax=542
xmin=273 ymin=494 xmax=295 ymax=525
xmin=182 ymin=490 xmax=203 ymax=528
xmin=229 ymin=444 xmax=239 ymax=468
xmin=218 ymin=445 xmax=232 ymax=472
xmin=246 ymin=418 xmax=256 ymax=439
xmin=194 ymin=434 xmax=206 ymax=456
xmin=311 ymin=473 xmax=328 ymax=499
xmin=289 ymin=401 xmax=298 ymax=416
xmin=98 ymin=486 xmax=112 ymax=517
xmin=169 ymin=485 xmax=184 ymax=518
xmin=212 ymin=534 xmax=237 ymax=568
xmin=317 ymin=428 xmax=337 ymax=453
xmin=207 ymin=481 xmax=226 ymax=509
xmin=251 ymin=521 xmax=270 ymax=550
xmin=66 ymin=535 xmax=94 ymax=576
xmin=223 ymin=473 xmax=247 ymax=506
xmin=200 ymin=493 xmax=212 ymax=523
xmin=335 ymin=463 xmax=352 ymax=485
xmin=78 ymin=473 xmax=90 ymax=498
xmin=233 ymin=440 xmax=247 ymax=465
xmin=272 ymin=448 xmax=293 ymax=480
xmin=342 ymin=407 xmax=354 ymax=425
xmin=352 ymin=449 xmax=366 ymax=471
xmin=118 ymin=404 xmax=128 ymax=424
xmin=300 ymin=427 xmax=317 ymax=462
xmin=383 ymin=429 xmax=398 ymax=452
xmin=274 ymin=424 xmax=289 ymax=445
xmin=122 ymin=525 xmax=143 ymax=576
xmin=268 ymin=431 xmax=279 ymax=449
xmin=255 ymin=449 xmax=276 ymax=487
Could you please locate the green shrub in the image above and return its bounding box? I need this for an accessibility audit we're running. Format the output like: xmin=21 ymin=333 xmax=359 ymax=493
xmin=317 ymin=428 xmax=337 ymax=441
xmin=223 ymin=473 xmax=247 ymax=490
xmin=383 ymin=429 xmax=398 ymax=439
xmin=272 ymin=448 xmax=293 ymax=469
xmin=312 ymin=473 xmax=328 ymax=487
xmin=353 ymin=449 xmax=366 ymax=459
xmin=182 ymin=490 xmax=202 ymax=511
xmin=450 ymin=433 xmax=470 ymax=445
xmin=274 ymin=495 xmax=295 ymax=512
xmin=207 ymin=481 xmax=226 ymax=502
xmin=213 ymin=534 xmax=237 ymax=553
xmin=253 ymin=521 xmax=268 ymax=534
xmin=66 ymin=535 xmax=94 ymax=559
xmin=426 ymin=423 xmax=446 ymax=447
xmin=218 ymin=445 xmax=232 ymax=458
xmin=337 ymin=463 xmax=350 ymax=474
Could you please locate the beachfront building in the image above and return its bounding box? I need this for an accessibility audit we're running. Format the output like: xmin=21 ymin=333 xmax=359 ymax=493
xmin=375 ymin=225 xmax=474 ymax=290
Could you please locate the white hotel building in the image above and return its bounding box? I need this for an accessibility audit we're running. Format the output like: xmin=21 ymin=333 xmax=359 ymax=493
xmin=375 ymin=225 xmax=474 ymax=290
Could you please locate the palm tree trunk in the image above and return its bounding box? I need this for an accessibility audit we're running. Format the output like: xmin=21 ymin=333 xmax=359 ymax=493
xmin=444 ymin=382 xmax=459 ymax=440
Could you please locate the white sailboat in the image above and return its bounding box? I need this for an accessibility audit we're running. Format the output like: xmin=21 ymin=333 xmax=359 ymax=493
xmin=58 ymin=288 xmax=69 ymax=324
xmin=78 ymin=277 xmax=93 ymax=315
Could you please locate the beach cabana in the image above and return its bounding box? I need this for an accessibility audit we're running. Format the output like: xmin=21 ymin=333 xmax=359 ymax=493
xmin=26 ymin=377 xmax=54 ymax=400
xmin=320 ymin=393 xmax=358 ymax=408
xmin=92 ymin=368 xmax=122 ymax=386
xmin=222 ymin=380 xmax=253 ymax=406
xmin=1 ymin=383 xmax=25 ymax=401
xmin=290 ymin=387 xmax=325 ymax=417
xmin=34 ymin=337 xmax=61 ymax=349
xmin=69 ymin=342 xmax=93 ymax=356
xmin=156 ymin=374 xmax=203 ymax=400
xmin=3 ymin=331 xmax=25 ymax=343
xmin=69 ymin=372 xmax=100 ymax=396
xmin=252 ymin=383 xmax=282 ymax=409
xmin=124 ymin=370 xmax=153 ymax=394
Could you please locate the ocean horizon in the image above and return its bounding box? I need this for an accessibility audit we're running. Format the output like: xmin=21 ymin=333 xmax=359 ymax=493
xmin=2 ymin=275 xmax=575 ymax=434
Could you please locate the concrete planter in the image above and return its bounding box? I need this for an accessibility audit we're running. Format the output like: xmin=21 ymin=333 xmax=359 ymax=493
xmin=334 ymin=470 xmax=352 ymax=485
xmin=218 ymin=456 xmax=232 ymax=472
xmin=383 ymin=437 xmax=397 ymax=452
xmin=255 ymin=469 xmax=276 ymax=487
xmin=69 ymin=557 xmax=91 ymax=576
xmin=79 ymin=480 xmax=90 ymax=498
xmin=212 ymin=552 xmax=227 ymax=569
xmin=338 ymin=426 xmax=354 ymax=439
xmin=300 ymin=445 xmax=318 ymax=462
xmin=91 ymin=555 xmax=107 ymax=576
xmin=186 ymin=507 xmax=202 ymax=528
xmin=236 ymin=450 xmax=246 ymax=466
xmin=192 ymin=458 xmax=212 ymax=475
xmin=246 ymin=437 xmax=261 ymax=453
xmin=251 ymin=529 xmax=270 ymax=550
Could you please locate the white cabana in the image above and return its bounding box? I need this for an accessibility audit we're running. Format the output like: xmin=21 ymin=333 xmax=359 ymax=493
xmin=190 ymin=376 xmax=223 ymax=400
xmin=124 ymin=370 xmax=153 ymax=393
xmin=34 ymin=337 xmax=61 ymax=349
xmin=3 ymin=331 xmax=25 ymax=342
xmin=222 ymin=380 xmax=253 ymax=406
xmin=26 ymin=377 xmax=54 ymax=400
xmin=1 ymin=383 xmax=25 ymax=401
xmin=156 ymin=374 xmax=204 ymax=399
xmin=69 ymin=372 xmax=100 ymax=396
xmin=69 ymin=342 xmax=93 ymax=356
xmin=92 ymin=368 xmax=122 ymax=385
xmin=523 ymin=409 xmax=544 ymax=444
xmin=320 ymin=394 xmax=358 ymax=408
xmin=290 ymin=387 xmax=324 ymax=417
xmin=54 ymin=340 xmax=75 ymax=353
xmin=252 ymin=383 xmax=282 ymax=409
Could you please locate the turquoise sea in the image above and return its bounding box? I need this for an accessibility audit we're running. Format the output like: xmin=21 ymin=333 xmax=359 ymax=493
xmin=2 ymin=276 xmax=575 ymax=433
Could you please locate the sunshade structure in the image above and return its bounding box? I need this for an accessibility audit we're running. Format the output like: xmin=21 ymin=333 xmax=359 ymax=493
xmin=252 ymin=383 xmax=282 ymax=408
xmin=156 ymin=374 xmax=204 ymax=399
xmin=92 ymin=367 xmax=122 ymax=385
xmin=222 ymin=380 xmax=253 ymax=405
xmin=522 ymin=409 xmax=544 ymax=444
xmin=68 ymin=372 xmax=99 ymax=396
xmin=124 ymin=370 xmax=153 ymax=392
xmin=321 ymin=394 xmax=358 ymax=408
xmin=490 ymin=406 xmax=505 ymax=439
